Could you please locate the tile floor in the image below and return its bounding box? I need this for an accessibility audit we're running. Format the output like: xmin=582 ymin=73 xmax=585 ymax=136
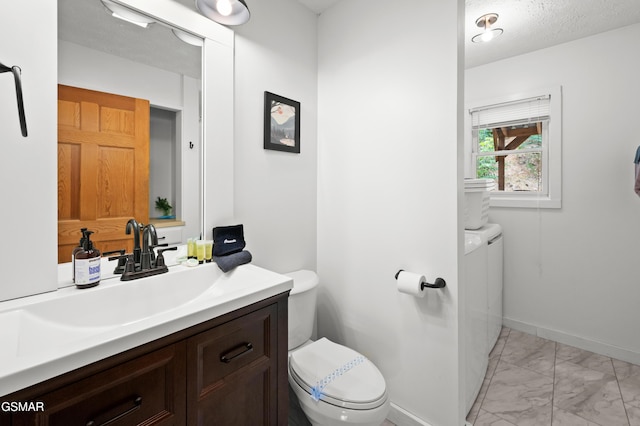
xmin=289 ymin=327 xmax=640 ymax=426
xmin=467 ymin=327 xmax=640 ymax=426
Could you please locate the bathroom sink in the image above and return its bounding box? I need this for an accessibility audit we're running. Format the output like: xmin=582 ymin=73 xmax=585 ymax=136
xmin=0 ymin=309 xmax=113 ymax=362
xmin=30 ymin=262 xmax=221 ymax=328
xmin=0 ymin=260 xmax=293 ymax=397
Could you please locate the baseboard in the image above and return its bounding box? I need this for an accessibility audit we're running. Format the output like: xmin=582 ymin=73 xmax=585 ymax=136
xmin=502 ymin=317 xmax=640 ymax=366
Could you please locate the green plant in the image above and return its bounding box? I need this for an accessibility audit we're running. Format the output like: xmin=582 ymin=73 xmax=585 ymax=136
xmin=155 ymin=197 xmax=172 ymax=216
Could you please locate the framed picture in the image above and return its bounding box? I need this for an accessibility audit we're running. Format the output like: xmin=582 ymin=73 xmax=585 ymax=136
xmin=264 ymin=91 xmax=300 ymax=153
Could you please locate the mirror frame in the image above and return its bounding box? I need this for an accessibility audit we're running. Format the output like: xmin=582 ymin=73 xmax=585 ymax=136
xmin=57 ymin=0 xmax=236 ymax=284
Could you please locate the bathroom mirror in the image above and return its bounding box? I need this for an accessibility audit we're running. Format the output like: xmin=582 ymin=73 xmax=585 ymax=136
xmin=57 ymin=0 xmax=205 ymax=283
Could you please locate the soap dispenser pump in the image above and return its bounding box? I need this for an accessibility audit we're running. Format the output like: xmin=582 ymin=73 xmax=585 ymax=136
xmin=74 ymin=230 xmax=101 ymax=289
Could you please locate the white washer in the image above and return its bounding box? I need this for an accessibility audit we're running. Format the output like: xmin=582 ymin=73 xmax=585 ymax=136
xmin=464 ymin=233 xmax=488 ymax=415
xmin=466 ymin=223 xmax=503 ymax=351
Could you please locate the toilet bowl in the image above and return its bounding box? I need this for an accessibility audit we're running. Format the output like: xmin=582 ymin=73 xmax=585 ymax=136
xmin=286 ymin=270 xmax=390 ymax=426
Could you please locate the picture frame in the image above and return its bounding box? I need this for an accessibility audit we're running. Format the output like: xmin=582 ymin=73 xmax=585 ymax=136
xmin=264 ymin=91 xmax=300 ymax=153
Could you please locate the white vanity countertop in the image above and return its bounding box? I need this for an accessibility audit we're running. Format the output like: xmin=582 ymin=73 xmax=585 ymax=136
xmin=0 ymin=262 xmax=292 ymax=397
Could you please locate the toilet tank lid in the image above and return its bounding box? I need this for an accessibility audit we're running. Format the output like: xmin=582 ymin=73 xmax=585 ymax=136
xmin=284 ymin=270 xmax=319 ymax=295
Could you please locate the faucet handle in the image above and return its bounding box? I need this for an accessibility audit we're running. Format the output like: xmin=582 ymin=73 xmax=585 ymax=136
xmin=105 ymin=250 xmax=127 ymax=274
xmin=124 ymin=255 xmax=136 ymax=274
xmin=156 ymin=246 xmax=178 ymax=268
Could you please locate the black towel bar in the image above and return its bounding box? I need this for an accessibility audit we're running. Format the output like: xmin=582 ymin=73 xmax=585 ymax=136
xmin=0 ymin=61 xmax=27 ymax=137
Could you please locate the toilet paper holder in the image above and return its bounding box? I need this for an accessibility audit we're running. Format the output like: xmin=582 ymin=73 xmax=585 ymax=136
xmin=394 ymin=270 xmax=446 ymax=289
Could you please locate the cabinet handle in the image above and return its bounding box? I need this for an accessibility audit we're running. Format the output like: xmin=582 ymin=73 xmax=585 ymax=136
xmin=86 ymin=395 xmax=142 ymax=426
xmin=220 ymin=342 xmax=253 ymax=363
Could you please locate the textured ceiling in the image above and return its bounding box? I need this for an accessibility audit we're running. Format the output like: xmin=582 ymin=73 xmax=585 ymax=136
xmin=59 ymin=0 xmax=640 ymax=78
xmin=58 ymin=0 xmax=202 ymax=79
xmin=298 ymin=0 xmax=640 ymax=68
xmin=465 ymin=0 xmax=640 ymax=68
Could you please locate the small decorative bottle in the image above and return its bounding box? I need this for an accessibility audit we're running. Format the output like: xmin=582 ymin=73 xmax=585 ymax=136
xmin=75 ymin=231 xmax=101 ymax=289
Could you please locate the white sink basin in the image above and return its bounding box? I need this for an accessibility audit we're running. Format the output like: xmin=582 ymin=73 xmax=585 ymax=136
xmin=0 ymin=309 xmax=113 ymax=362
xmin=38 ymin=263 xmax=218 ymax=328
xmin=0 ymin=263 xmax=220 ymax=363
xmin=0 ymin=261 xmax=293 ymax=396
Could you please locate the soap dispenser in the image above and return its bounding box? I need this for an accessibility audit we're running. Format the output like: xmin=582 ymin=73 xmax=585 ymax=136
xmin=75 ymin=230 xmax=101 ymax=289
xmin=71 ymin=228 xmax=88 ymax=283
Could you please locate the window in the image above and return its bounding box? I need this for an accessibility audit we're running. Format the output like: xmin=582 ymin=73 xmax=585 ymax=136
xmin=469 ymin=87 xmax=562 ymax=208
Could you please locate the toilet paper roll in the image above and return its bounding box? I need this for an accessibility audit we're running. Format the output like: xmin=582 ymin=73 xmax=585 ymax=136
xmin=396 ymin=270 xmax=426 ymax=298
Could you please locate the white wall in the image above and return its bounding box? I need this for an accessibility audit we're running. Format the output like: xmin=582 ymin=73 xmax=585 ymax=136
xmin=317 ymin=1 xmax=465 ymax=425
xmin=233 ymin=0 xmax=318 ymax=273
xmin=0 ymin=0 xmax=58 ymax=301
xmin=466 ymin=23 xmax=640 ymax=363
xmin=58 ymin=41 xmax=184 ymax=109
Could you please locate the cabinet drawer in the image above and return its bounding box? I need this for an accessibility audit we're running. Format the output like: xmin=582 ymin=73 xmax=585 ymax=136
xmin=187 ymin=304 xmax=279 ymax=425
xmin=14 ymin=343 xmax=185 ymax=426
xmin=189 ymin=304 xmax=277 ymax=391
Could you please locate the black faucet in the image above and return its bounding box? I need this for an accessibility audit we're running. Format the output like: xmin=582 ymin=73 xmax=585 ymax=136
xmin=144 ymin=223 xmax=158 ymax=248
xmin=118 ymin=220 xmax=177 ymax=281
xmin=143 ymin=223 xmax=168 ymax=266
xmin=125 ymin=219 xmax=141 ymax=265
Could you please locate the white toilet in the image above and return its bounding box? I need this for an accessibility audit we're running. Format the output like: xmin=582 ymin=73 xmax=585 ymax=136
xmin=286 ymin=270 xmax=390 ymax=426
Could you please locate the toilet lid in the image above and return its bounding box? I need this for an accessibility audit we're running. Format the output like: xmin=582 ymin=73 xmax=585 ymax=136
xmin=289 ymin=338 xmax=387 ymax=408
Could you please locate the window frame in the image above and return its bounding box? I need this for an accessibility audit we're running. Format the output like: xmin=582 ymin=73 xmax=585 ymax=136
xmin=468 ymin=86 xmax=562 ymax=209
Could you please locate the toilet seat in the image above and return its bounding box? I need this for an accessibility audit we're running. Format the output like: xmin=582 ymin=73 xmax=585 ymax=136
xmin=289 ymin=338 xmax=387 ymax=410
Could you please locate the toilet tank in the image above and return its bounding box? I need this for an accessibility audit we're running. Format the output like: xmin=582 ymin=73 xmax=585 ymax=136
xmin=285 ymin=270 xmax=319 ymax=350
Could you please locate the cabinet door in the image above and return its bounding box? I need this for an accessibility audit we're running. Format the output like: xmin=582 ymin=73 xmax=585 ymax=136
xmin=187 ymin=304 xmax=278 ymax=425
xmin=13 ymin=343 xmax=186 ymax=426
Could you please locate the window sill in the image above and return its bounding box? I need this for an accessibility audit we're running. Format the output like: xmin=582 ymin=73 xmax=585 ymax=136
xmin=489 ymin=194 xmax=561 ymax=209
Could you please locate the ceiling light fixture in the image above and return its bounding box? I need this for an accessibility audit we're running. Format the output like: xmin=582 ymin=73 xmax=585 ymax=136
xmin=101 ymin=0 xmax=155 ymax=28
xmin=172 ymin=29 xmax=204 ymax=47
xmin=471 ymin=13 xmax=503 ymax=43
xmin=195 ymin=0 xmax=251 ymax=26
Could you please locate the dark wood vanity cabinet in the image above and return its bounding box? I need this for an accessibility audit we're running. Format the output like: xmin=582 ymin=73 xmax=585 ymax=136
xmin=3 ymin=292 xmax=289 ymax=426
xmin=12 ymin=344 xmax=186 ymax=426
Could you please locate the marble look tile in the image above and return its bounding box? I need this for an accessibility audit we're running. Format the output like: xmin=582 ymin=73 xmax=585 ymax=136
xmin=500 ymin=330 xmax=556 ymax=377
xmin=552 ymin=406 xmax=600 ymax=426
xmin=613 ymin=359 xmax=640 ymax=382
xmin=627 ymin=403 xmax=640 ymax=426
xmin=381 ymin=420 xmax=396 ymax=426
xmin=614 ymin=359 xmax=640 ymax=410
xmin=554 ymin=360 xmax=628 ymax=426
xmin=619 ymin=378 xmax=640 ymax=410
xmin=555 ymin=343 xmax=615 ymax=376
xmin=474 ymin=409 xmax=518 ymax=426
xmin=481 ymin=361 xmax=553 ymax=426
